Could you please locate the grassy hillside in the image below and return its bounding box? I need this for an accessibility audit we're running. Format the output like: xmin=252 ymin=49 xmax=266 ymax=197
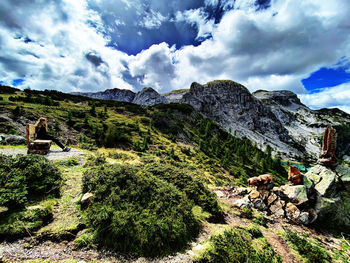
xmin=0 ymin=85 xmax=288 ymax=185
xmin=0 ymin=84 xmax=289 ymax=258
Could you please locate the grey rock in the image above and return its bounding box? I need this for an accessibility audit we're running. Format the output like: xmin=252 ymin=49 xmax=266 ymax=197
xmin=4 ymin=134 xmax=26 ymax=145
xmin=299 ymin=212 xmax=310 ymax=225
xmin=277 ymin=185 xmax=308 ymax=205
xmin=73 ymin=88 xmax=135 ymax=102
xmin=133 ymin=87 xmax=168 ymax=106
xmin=305 ymin=165 xmax=338 ymax=197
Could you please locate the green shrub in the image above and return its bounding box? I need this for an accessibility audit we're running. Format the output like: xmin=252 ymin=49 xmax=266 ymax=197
xmin=253 ymin=214 xmax=267 ymax=226
xmin=82 ymin=164 xmax=200 ymax=256
xmin=142 ymin=161 xmax=223 ymax=220
xmin=240 ymin=207 xmax=253 ymax=219
xmin=284 ymin=230 xmax=331 ymax=263
xmin=0 ymin=154 xmax=62 ymax=208
xmin=0 ymin=200 xmax=54 ymax=238
xmin=196 ymin=228 xmax=281 ymax=263
xmin=84 ymin=153 xmax=106 ymax=167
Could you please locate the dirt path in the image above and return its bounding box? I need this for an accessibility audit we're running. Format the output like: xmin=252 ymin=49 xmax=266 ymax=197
xmin=261 ymin=228 xmax=300 ymax=263
xmin=0 ymin=147 xmax=86 ymax=160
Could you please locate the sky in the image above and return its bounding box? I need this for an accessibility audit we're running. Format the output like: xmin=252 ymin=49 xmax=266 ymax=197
xmin=0 ymin=0 xmax=349 ymax=113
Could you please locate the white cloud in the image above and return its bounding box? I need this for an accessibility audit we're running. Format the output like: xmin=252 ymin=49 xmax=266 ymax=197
xmin=128 ymin=42 xmax=176 ymax=91
xmin=298 ymin=83 xmax=350 ymax=113
xmin=0 ymin=0 xmax=349 ymax=116
xmin=139 ymin=10 xmax=167 ymax=29
xmin=0 ymin=0 xmax=131 ymax=92
xmin=175 ymin=8 xmax=215 ymax=40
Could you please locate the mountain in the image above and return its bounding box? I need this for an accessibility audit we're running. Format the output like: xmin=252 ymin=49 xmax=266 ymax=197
xmin=73 ymin=87 xmax=167 ymax=106
xmin=70 ymin=80 xmax=350 ymax=161
xmin=73 ymin=88 xmax=135 ymax=102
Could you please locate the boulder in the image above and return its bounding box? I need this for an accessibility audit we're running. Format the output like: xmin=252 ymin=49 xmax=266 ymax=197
xmin=286 ymin=203 xmax=301 ymax=222
xmin=81 ymin=192 xmax=94 ymax=204
xmin=269 ymin=200 xmax=285 ymax=217
xmin=305 ymin=165 xmax=337 ymax=197
xmin=305 ymin=164 xmax=350 ymax=231
xmin=277 ymin=185 xmax=308 ymax=206
xmin=3 ymin=134 xmax=26 ymax=145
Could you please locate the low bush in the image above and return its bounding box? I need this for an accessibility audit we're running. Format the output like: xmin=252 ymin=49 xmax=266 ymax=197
xmin=82 ymin=164 xmax=200 ymax=256
xmin=0 ymin=200 xmax=54 ymax=239
xmin=196 ymin=228 xmax=281 ymax=263
xmin=142 ymin=161 xmax=223 ymax=220
xmin=284 ymin=230 xmax=331 ymax=263
xmin=0 ymin=154 xmax=62 ymax=208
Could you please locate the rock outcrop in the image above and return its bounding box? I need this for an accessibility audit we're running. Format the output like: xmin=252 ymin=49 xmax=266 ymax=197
xmin=180 ymin=81 xmax=296 ymax=157
xmin=132 ymin=87 xmax=168 ymax=106
xmin=73 ymin=88 xmax=135 ymax=102
xmin=71 ymin=80 xmax=350 ymax=160
xmin=227 ymin=163 xmax=350 ymax=230
xmin=304 ymin=164 xmax=350 ymax=230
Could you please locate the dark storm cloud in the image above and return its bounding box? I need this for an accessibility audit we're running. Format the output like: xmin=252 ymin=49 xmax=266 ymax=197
xmin=85 ymin=51 xmax=104 ymax=67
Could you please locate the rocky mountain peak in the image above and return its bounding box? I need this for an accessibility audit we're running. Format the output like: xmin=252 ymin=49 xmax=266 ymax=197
xmin=253 ymin=90 xmax=305 ymax=109
xmin=181 ymin=80 xmax=294 ymax=156
xmin=132 ymin=87 xmax=168 ymax=106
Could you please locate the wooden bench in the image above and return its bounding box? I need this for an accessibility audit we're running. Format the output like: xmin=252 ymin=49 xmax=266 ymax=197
xmin=26 ymin=124 xmax=52 ymax=155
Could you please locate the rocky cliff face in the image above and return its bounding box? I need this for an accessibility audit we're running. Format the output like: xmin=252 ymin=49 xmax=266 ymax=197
xmin=73 ymin=87 xmax=167 ymax=106
xmin=71 ymin=80 xmax=350 ymax=160
xmin=132 ymin=87 xmax=168 ymax=106
xmin=180 ymin=80 xmax=300 ymax=158
xmin=73 ymin=88 xmax=135 ymax=102
xmin=253 ymin=90 xmax=350 ymax=160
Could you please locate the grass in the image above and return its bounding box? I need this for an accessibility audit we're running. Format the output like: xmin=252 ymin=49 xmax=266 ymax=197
xmin=38 ymin=162 xmax=85 ymax=238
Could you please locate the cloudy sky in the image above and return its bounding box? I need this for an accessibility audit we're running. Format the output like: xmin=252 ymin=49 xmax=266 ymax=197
xmin=0 ymin=0 xmax=349 ymax=113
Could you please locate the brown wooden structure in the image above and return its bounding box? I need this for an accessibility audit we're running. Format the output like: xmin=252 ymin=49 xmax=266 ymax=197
xmin=318 ymin=125 xmax=337 ymax=166
xmin=25 ymin=124 xmax=52 ymax=155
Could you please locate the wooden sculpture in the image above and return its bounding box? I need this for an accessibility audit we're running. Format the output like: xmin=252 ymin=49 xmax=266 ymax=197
xmin=318 ymin=125 xmax=337 ymax=166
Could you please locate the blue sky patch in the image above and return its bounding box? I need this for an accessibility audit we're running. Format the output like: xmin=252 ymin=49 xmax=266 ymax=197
xmin=12 ymin=78 xmax=24 ymax=87
xmin=302 ymin=66 xmax=350 ymax=93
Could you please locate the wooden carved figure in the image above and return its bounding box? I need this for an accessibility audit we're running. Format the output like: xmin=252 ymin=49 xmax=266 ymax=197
xmin=318 ymin=125 xmax=337 ymax=166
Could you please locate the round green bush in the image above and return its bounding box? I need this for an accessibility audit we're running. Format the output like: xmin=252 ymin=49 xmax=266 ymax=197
xmin=82 ymin=164 xmax=200 ymax=256
xmin=0 ymin=154 xmax=62 ymax=208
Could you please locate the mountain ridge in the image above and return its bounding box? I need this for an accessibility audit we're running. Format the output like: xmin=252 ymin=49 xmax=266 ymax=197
xmin=71 ymin=80 xmax=350 ymax=161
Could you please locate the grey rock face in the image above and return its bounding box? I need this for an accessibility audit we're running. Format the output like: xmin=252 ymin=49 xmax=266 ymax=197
xmin=73 ymin=88 xmax=136 ymax=102
xmin=304 ymin=164 xmax=350 ymax=230
xmin=132 ymin=87 xmax=168 ymax=106
xmin=253 ymin=90 xmax=350 ymax=160
xmin=180 ymin=80 xmax=294 ymax=157
xmin=1 ymin=134 xmax=26 ymax=145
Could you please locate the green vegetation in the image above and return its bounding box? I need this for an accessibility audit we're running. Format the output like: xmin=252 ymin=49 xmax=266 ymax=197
xmin=0 ymin=154 xmax=62 ymax=208
xmin=0 ymin=200 xmax=55 ymax=239
xmin=82 ymin=163 xmax=200 ymax=256
xmin=284 ymin=229 xmax=331 ymax=263
xmin=196 ymin=227 xmax=281 ymax=263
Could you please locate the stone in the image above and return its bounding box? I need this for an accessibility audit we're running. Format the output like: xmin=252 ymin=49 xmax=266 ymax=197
xmin=299 ymin=212 xmax=309 ymax=225
xmin=318 ymin=125 xmax=337 ymax=166
xmin=4 ymin=135 xmax=26 ymax=145
xmin=81 ymin=192 xmax=94 ymax=204
xmin=305 ymin=165 xmax=337 ymax=197
xmin=278 ymin=185 xmax=308 ymax=205
xmin=214 ymin=190 xmax=225 ymax=198
xmin=270 ymin=200 xmax=285 ymax=217
xmin=267 ymin=193 xmax=278 ymax=206
xmin=132 ymin=87 xmax=168 ymax=106
xmin=249 ymin=190 xmax=260 ymax=199
xmin=233 ymin=195 xmax=252 ymax=209
xmin=236 ymin=187 xmax=249 ymax=196
xmin=336 ymin=164 xmax=350 ymax=191
xmin=252 ymin=199 xmax=267 ymax=211
xmin=286 ymin=203 xmax=301 ymax=222
xmin=288 ymin=166 xmax=302 ymax=185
